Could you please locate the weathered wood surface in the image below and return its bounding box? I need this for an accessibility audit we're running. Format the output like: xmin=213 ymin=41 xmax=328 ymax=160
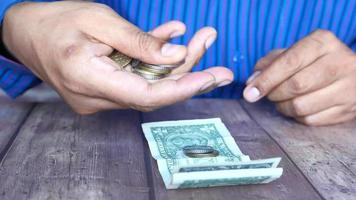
xmin=0 ymin=101 xmax=33 ymax=160
xmin=241 ymin=100 xmax=356 ymax=200
xmin=142 ymin=100 xmax=321 ymax=200
xmin=0 ymin=104 xmax=150 ymax=200
xmin=0 ymin=99 xmax=355 ymax=200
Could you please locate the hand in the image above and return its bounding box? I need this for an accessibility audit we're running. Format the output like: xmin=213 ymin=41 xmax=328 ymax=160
xmin=2 ymin=1 xmax=233 ymax=114
xmin=243 ymin=30 xmax=356 ymax=126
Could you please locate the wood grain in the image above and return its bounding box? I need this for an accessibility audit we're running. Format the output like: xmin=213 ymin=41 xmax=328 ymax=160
xmin=241 ymin=99 xmax=356 ymax=200
xmin=142 ymin=99 xmax=322 ymax=200
xmin=0 ymin=101 xmax=33 ymax=160
xmin=0 ymin=103 xmax=150 ymax=200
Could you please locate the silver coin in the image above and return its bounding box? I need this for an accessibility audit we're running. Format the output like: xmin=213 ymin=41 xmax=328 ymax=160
xmin=136 ymin=64 xmax=172 ymax=75
xmin=133 ymin=68 xmax=166 ymax=80
xmin=184 ymin=150 xmax=219 ymax=158
xmin=183 ymin=145 xmax=219 ymax=158
xmin=131 ymin=59 xmax=141 ymax=68
xmin=144 ymin=63 xmax=179 ymax=71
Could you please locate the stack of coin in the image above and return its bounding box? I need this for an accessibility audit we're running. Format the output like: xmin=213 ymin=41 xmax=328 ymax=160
xmin=109 ymin=51 xmax=178 ymax=80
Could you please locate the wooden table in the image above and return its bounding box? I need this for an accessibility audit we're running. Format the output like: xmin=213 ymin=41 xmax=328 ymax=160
xmin=0 ymin=99 xmax=355 ymax=200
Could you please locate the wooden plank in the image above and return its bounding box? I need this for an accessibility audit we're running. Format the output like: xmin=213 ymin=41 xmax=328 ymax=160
xmin=142 ymin=99 xmax=322 ymax=200
xmin=0 ymin=103 xmax=150 ymax=200
xmin=241 ymin=99 xmax=356 ymax=200
xmin=0 ymin=101 xmax=33 ymax=160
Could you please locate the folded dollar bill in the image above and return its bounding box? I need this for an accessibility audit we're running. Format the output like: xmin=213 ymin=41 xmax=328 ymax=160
xmin=142 ymin=118 xmax=283 ymax=189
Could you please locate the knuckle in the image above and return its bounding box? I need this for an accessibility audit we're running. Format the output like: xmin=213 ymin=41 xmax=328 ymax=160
xmin=134 ymin=31 xmax=156 ymax=57
xmin=83 ymin=3 xmax=114 ymax=16
xmin=93 ymin=3 xmax=113 ymax=12
xmin=300 ymin=116 xmax=317 ymax=126
xmin=255 ymin=58 xmax=268 ymax=69
xmin=326 ymin=64 xmax=339 ymax=77
xmin=255 ymin=76 xmax=273 ymax=95
xmin=288 ymin=76 xmax=306 ymax=94
xmin=312 ymin=30 xmax=336 ymax=41
xmin=291 ymin=98 xmax=305 ymax=116
xmin=62 ymin=44 xmax=81 ymax=59
xmin=284 ymin=50 xmax=302 ymax=68
xmin=309 ymin=30 xmax=337 ymax=51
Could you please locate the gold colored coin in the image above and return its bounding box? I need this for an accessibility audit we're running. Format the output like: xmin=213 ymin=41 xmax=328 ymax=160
xmin=109 ymin=51 xmax=132 ymax=69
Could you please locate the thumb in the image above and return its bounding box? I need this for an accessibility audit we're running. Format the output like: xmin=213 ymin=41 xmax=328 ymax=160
xmin=81 ymin=13 xmax=187 ymax=64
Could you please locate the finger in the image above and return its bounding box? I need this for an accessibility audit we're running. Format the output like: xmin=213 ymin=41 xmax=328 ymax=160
xmin=80 ymin=12 xmax=187 ymax=65
xmin=149 ymin=20 xmax=186 ymax=41
xmin=157 ymin=66 xmax=233 ymax=87
xmin=82 ymin=57 xmax=220 ymax=110
xmin=142 ymin=66 xmax=234 ymax=106
xmin=254 ymin=49 xmax=286 ymax=71
xmin=89 ymin=41 xmax=114 ymax=56
xmin=275 ymin=80 xmax=344 ymax=117
xmin=268 ymin=51 xmax=355 ymax=101
xmin=244 ymin=30 xmax=340 ymax=102
xmin=296 ymin=106 xmax=355 ymax=126
xmin=173 ymin=27 xmax=217 ymax=74
xmin=246 ymin=49 xmax=286 ymax=84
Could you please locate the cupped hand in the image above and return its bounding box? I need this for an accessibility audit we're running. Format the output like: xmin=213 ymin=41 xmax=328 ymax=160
xmin=3 ymin=1 xmax=233 ymax=114
xmin=244 ymin=30 xmax=356 ymax=126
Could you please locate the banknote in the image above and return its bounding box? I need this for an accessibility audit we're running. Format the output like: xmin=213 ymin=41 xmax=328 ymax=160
xmin=142 ymin=118 xmax=283 ymax=189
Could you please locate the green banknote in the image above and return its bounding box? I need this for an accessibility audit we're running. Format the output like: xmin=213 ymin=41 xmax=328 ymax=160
xmin=142 ymin=118 xmax=283 ymax=189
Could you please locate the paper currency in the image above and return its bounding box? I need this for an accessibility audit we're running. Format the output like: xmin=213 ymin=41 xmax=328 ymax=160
xmin=142 ymin=118 xmax=283 ymax=189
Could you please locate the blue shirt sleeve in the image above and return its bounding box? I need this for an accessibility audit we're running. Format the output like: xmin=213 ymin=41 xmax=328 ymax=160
xmin=0 ymin=0 xmax=44 ymax=98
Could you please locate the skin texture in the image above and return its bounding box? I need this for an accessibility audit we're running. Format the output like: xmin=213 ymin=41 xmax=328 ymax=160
xmin=244 ymin=30 xmax=356 ymax=126
xmin=2 ymin=1 xmax=233 ymax=114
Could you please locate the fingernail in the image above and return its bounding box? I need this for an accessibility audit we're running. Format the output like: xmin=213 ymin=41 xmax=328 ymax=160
xmin=161 ymin=43 xmax=182 ymax=57
xmin=170 ymin=31 xmax=184 ymax=38
xmin=244 ymin=87 xmax=261 ymax=102
xmin=217 ymin=79 xmax=232 ymax=87
xmin=246 ymin=71 xmax=261 ymax=84
xmin=199 ymin=80 xmax=215 ymax=93
xmin=205 ymin=35 xmax=217 ymax=49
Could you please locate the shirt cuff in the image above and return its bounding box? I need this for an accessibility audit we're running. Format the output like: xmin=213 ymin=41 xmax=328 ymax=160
xmin=0 ymin=56 xmax=41 ymax=98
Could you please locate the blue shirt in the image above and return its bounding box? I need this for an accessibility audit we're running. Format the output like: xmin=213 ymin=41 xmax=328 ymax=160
xmin=1 ymin=0 xmax=355 ymax=98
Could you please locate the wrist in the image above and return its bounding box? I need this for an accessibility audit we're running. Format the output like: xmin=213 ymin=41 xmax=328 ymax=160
xmin=2 ymin=2 xmax=45 ymax=65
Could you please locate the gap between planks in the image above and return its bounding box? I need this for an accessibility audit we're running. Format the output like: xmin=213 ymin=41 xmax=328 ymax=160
xmin=139 ymin=112 xmax=158 ymax=200
xmin=0 ymin=103 xmax=37 ymax=164
xmin=239 ymin=100 xmax=325 ymax=200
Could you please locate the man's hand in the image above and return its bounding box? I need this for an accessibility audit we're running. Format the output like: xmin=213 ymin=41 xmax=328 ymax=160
xmin=244 ymin=30 xmax=356 ymax=126
xmin=2 ymin=1 xmax=233 ymax=114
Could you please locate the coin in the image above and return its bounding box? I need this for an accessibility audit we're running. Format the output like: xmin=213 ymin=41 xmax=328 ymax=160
xmin=109 ymin=51 xmax=132 ymax=69
xmin=133 ymin=67 xmax=166 ymax=80
xmin=183 ymin=145 xmax=219 ymax=158
xmin=130 ymin=59 xmax=141 ymax=68
xmin=144 ymin=63 xmax=179 ymax=70
xmin=136 ymin=64 xmax=172 ymax=75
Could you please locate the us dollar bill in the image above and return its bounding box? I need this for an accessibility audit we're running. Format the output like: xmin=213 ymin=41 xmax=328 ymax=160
xmin=142 ymin=118 xmax=283 ymax=189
